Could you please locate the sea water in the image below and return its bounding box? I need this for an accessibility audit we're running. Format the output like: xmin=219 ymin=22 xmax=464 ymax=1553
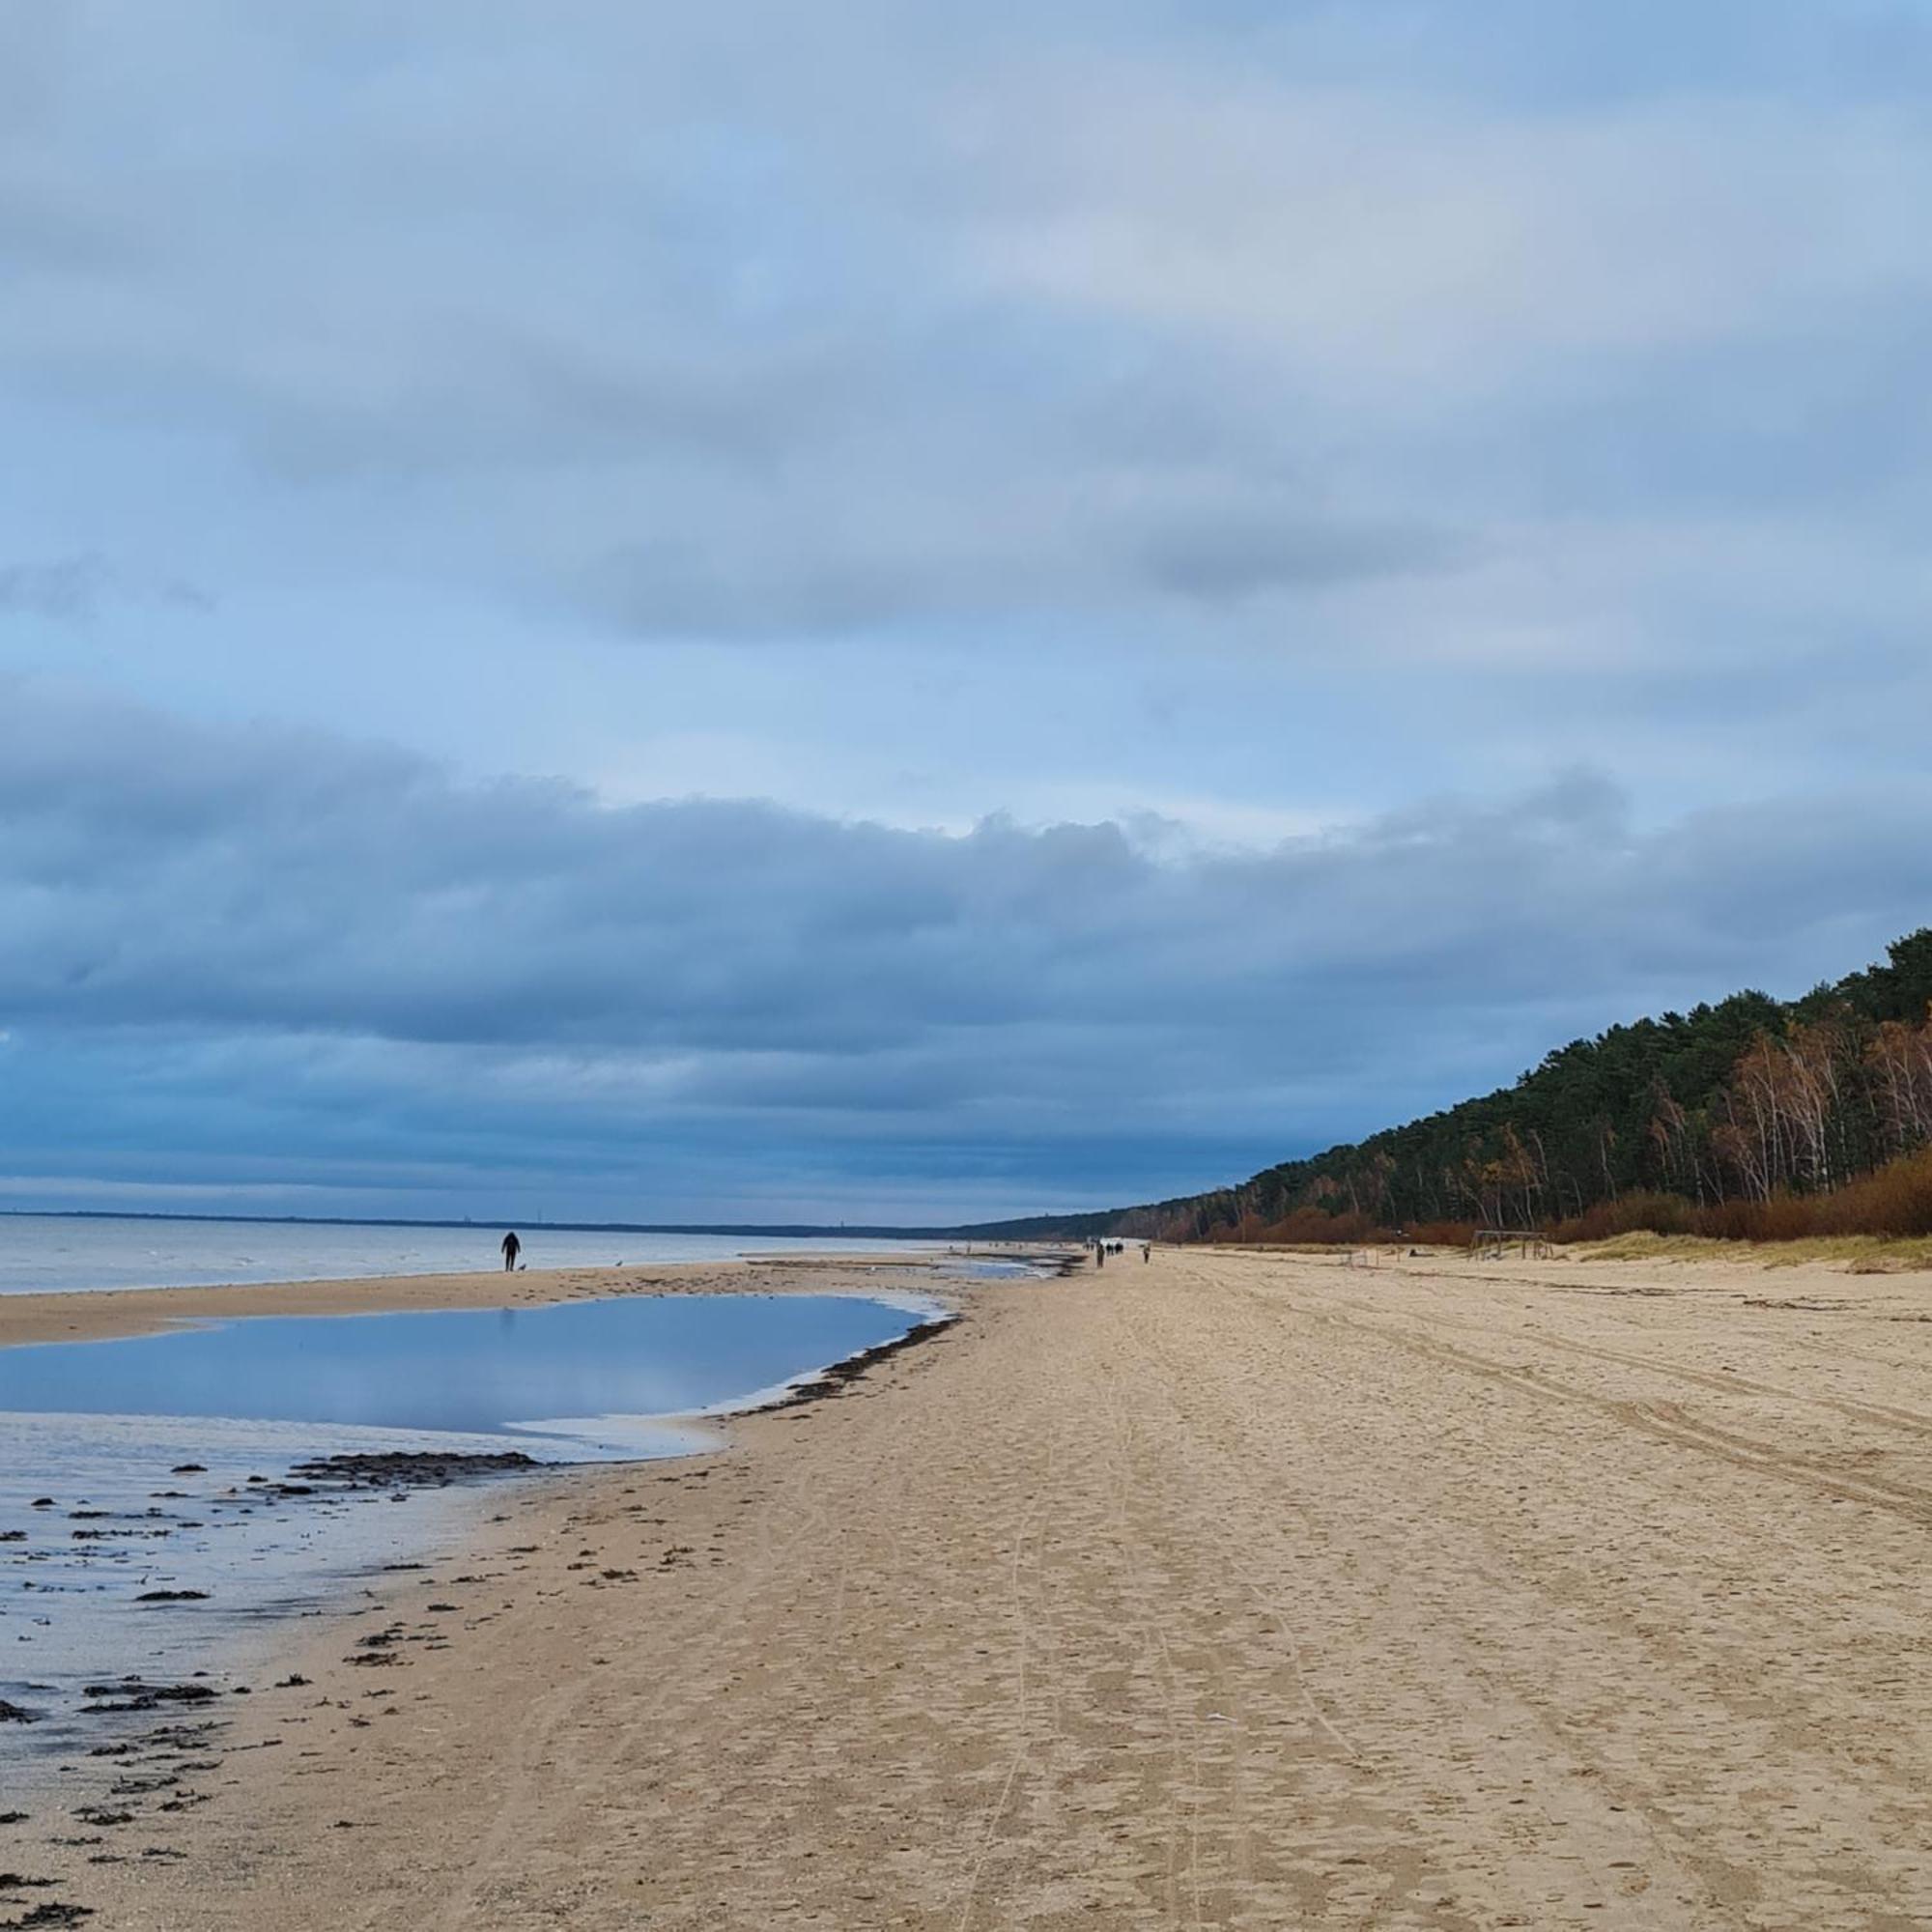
xmin=0 ymin=1213 xmax=953 ymax=1295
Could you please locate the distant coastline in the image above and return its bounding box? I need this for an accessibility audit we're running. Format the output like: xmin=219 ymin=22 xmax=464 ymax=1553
xmin=0 ymin=1214 xmax=1072 ymax=1300
xmin=0 ymin=1207 xmax=1082 ymax=1239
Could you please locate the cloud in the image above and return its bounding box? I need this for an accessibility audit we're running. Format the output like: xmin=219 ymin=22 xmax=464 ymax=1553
xmin=0 ymin=0 xmax=1925 ymax=761
xmin=0 ymin=554 xmax=212 ymax=622
xmin=578 ymin=486 xmax=1457 ymax=639
xmin=1 ymin=6 xmax=1929 ymax=1214
xmin=3 ymin=684 xmax=1929 ymax=1217
xmin=956 ymin=77 xmax=1932 ymax=390
xmin=19 ymin=2 xmax=1881 ymax=648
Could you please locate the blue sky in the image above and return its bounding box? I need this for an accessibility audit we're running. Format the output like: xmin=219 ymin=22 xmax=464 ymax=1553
xmin=4 ymin=1 xmax=1931 ymax=1222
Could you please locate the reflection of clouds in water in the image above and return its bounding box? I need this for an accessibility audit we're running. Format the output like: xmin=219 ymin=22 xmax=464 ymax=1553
xmin=0 ymin=1295 xmax=922 ymax=1733
xmin=0 ymin=1294 xmax=921 ymax=1437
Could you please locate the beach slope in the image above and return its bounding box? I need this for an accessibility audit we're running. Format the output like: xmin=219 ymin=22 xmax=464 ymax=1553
xmin=21 ymin=1246 xmax=1932 ymax=1929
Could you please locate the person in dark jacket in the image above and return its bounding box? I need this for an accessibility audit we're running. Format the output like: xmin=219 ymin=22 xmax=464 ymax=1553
xmin=501 ymin=1230 xmax=522 ymax=1271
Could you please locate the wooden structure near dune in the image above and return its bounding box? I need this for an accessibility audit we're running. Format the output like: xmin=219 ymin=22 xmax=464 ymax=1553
xmin=1470 ymin=1227 xmax=1554 ymax=1259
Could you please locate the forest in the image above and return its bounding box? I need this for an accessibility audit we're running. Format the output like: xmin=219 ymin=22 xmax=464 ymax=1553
xmin=1077 ymin=928 xmax=1932 ymax=1246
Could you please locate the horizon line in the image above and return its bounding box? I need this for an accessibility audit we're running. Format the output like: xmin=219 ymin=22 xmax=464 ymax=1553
xmin=0 ymin=1207 xmax=1099 ymax=1237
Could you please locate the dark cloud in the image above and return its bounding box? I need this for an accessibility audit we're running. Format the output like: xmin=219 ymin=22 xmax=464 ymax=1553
xmin=2 ymin=687 xmax=1927 ymax=1217
xmin=581 ymin=494 xmax=1452 ymax=639
xmin=1132 ymin=510 xmax=1459 ymax=604
xmin=0 ymin=554 xmax=211 ymax=622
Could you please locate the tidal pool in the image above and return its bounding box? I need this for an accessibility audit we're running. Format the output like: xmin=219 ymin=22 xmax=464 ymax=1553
xmin=0 ymin=1293 xmax=930 ymax=1453
xmin=0 ymin=1293 xmax=936 ymax=1752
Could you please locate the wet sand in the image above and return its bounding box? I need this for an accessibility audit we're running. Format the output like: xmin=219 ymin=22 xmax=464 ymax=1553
xmin=12 ymin=1244 xmax=1932 ymax=1929
xmin=0 ymin=1252 xmax=955 ymax=1348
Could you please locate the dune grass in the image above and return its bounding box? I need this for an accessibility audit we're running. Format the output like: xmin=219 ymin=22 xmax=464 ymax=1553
xmin=1578 ymin=1230 xmax=1932 ymax=1271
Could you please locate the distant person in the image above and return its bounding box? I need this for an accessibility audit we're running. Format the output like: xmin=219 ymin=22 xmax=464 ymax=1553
xmin=1142 ymin=1243 xmax=1151 ymax=1264
xmin=501 ymin=1230 xmax=522 ymax=1272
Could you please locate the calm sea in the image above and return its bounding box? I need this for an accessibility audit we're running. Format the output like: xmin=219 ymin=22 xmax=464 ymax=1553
xmin=0 ymin=1214 xmax=951 ymax=1295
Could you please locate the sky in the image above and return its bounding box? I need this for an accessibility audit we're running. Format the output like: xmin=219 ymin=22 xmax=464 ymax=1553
xmin=4 ymin=1 xmax=1932 ymax=1224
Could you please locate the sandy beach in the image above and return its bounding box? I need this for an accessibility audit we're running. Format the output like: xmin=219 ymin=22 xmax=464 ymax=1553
xmin=10 ymin=1244 xmax=1932 ymax=1929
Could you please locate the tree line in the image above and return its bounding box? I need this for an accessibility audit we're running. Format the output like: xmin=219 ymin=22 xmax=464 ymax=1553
xmin=1091 ymin=929 xmax=1932 ymax=1246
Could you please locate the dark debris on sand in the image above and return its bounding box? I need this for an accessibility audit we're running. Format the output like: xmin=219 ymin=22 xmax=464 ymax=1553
xmin=78 ymin=1683 xmax=219 ymax=1717
xmin=285 ymin=1450 xmax=540 ymax=1490
xmin=763 ymin=1318 xmax=959 ymax=1410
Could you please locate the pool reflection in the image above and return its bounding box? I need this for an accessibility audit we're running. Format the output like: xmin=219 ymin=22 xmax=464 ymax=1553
xmin=0 ymin=1294 xmax=926 ymax=1447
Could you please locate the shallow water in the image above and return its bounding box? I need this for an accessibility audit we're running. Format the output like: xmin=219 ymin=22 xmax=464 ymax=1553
xmin=0 ymin=1407 xmax=601 ymax=1753
xmin=0 ymin=1293 xmax=931 ymax=1754
xmin=0 ymin=1213 xmax=953 ymax=1294
xmin=0 ymin=1294 xmax=931 ymax=1450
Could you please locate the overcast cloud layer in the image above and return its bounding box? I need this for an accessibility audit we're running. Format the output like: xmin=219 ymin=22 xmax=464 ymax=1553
xmin=3 ymin=4 xmax=1929 ymax=1219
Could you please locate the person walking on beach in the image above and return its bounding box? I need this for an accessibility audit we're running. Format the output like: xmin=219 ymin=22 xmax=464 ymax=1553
xmin=501 ymin=1230 xmax=522 ymax=1271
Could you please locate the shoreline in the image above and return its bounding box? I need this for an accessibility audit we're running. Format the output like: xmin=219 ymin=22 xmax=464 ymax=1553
xmin=0 ymin=1260 xmax=994 ymax=1858
xmin=0 ymin=1250 xmax=1007 ymax=1350
xmin=0 ymin=1257 xmax=980 ymax=1923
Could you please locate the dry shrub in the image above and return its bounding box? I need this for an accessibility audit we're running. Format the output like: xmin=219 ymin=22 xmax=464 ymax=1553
xmin=1190 ymin=1151 xmax=1932 ymax=1252
xmin=1548 ymin=1154 xmax=1932 ymax=1246
xmin=1694 ymin=1195 xmax=1816 ymax=1242
xmin=1198 ymin=1206 xmax=1386 ymax=1246
xmin=1403 ymin=1219 xmax=1477 ymax=1247
xmin=1226 ymin=1213 xmax=1474 ymax=1247
xmin=1806 ymin=1145 xmax=1932 ymax=1238
xmin=1259 ymin=1207 xmax=1374 ymax=1245
xmin=1549 ymin=1193 xmax=1696 ymax=1243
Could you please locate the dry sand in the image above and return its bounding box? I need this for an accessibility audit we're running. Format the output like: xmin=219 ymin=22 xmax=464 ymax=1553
xmin=13 ymin=1244 xmax=1932 ymax=1929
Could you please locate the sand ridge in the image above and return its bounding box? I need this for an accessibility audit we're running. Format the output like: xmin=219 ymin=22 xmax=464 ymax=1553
xmin=0 ymin=1252 xmax=962 ymax=1349
xmin=12 ymin=1246 xmax=1932 ymax=1928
